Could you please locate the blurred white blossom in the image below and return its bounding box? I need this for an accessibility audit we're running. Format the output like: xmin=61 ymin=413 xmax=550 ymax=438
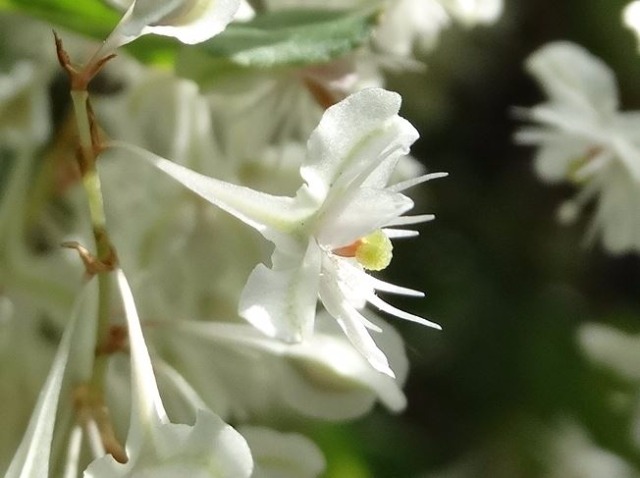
xmin=516 ymin=41 xmax=640 ymax=254
xmin=85 ymin=271 xmax=254 ymax=477
xmin=543 ymin=422 xmax=636 ymax=478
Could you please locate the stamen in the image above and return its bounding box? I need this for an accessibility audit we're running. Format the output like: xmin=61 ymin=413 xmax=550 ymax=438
xmin=333 ymin=230 xmax=394 ymax=271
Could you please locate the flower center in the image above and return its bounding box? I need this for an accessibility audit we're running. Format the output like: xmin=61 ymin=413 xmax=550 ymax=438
xmin=332 ymin=230 xmax=393 ymax=271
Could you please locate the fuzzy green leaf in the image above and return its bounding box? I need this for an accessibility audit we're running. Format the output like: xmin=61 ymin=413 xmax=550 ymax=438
xmin=177 ymin=7 xmax=381 ymax=85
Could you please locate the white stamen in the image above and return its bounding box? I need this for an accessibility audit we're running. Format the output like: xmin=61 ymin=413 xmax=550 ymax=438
xmin=386 ymin=214 xmax=435 ymax=226
xmin=367 ymin=294 xmax=441 ymax=330
xmin=389 ymin=172 xmax=448 ymax=192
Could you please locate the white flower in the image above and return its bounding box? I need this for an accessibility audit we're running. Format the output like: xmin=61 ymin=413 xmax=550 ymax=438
xmin=260 ymin=0 xmax=503 ymax=57
xmin=239 ymin=427 xmax=325 ymax=478
xmin=5 ymin=281 xmax=98 ymax=478
xmin=100 ymin=0 xmax=242 ymax=55
xmin=543 ymin=422 xmax=636 ymax=478
xmin=438 ymin=0 xmax=503 ymax=26
xmin=579 ymin=323 xmax=640 ymax=383
xmin=200 ymin=53 xmax=384 ymax=169
xmin=163 ymin=312 xmax=409 ymax=420
xmin=624 ymin=1 xmax=640 ymax=51
xmin=85 ymin=270 xmax=253 ymax=477
xmin=109 ymin=87 xmax=445 ymax=377
xmin=373 ymin=0 xmax=451 ymax=56
xmin=515 ymin=41 xmax=640 ymax=254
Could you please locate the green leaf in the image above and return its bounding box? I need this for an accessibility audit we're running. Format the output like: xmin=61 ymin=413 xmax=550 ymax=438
xmin=0 ymin=0 xmax=178 ymax=65
xmin=0 ymin=0 xmax=119 ymax=39
xmin=176 ymin=7 xmax=381 ymax=86
xmin=0 ymin=2 xmax=379 ymax=73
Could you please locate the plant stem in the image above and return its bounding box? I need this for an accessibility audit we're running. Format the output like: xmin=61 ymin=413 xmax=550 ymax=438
xmin=70 ymin=89 xmax=113 ymax=396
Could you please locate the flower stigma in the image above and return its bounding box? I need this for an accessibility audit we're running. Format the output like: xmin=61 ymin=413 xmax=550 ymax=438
xmin=333 ymin=229 xmax=393 ymax=271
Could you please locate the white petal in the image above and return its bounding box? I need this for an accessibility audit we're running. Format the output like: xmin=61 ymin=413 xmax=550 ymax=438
xmin=624 ymin=1 xmax=640 ymax=51
xmin=116 ymin=269 xmax=167 ymax=448
xmin=319 ymin=276 xmax=394 ymax=377
xmin=366 ymin=293 xmax=441 ymax=329
xmin=102 ymin=0 xmax=240 ymax=52
xmin=5 ymin=282 xmax=96 ymax=478
xmin=234 ymin=0 xmax=255 ymax=21
xmin=388 ymin=171 xmax=449 ymax=192
xmin=366 ymin=275 xmax=424 ymax=297
xmin=373 ymin=0 xmax=450 ymax=56
xmin=140 ymin=0 xmax=241 ymax=43
xmin=579 ymin=323 xmax=640 ymax=382
xmin=86 ymin=271 xmax=254 ymax=477
xmin=611 ymin=133 xmax=640 ymax=182
xmin=317 ymin=188 xmax=414 ymax=248
xmin=239 ymin=241 xmax=322 ymax=342
xmin=526 ymin=42 xmax=619 ymax=120
xmin=591 ymin=164 xmax=640 ymax=254
xmin=301 ymin=88 xmax=419 ymax=205
xmin=385 ymin=214 xmax=435 ymax=226
xmin=382 ymin=228 xmax=419 ymax=238
xmin=86 ymin=410 xmax=254 ymax=477
xmin=239 ymin=427 xmax=325 ymax=478
xmin=613 ymin=112 xmax=640 ymax=142
xmin=442 ymin=0 xmax=503 ymax=26
xmin=169 ymin=319 xmax=408 ymax=414
xmin=530 ymin=135 xmax=593 ymax=183
xmin=106 ymin=142 xmax=308 ymax=244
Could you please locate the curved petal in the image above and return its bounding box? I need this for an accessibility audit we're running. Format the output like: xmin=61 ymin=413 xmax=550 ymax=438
xmin=85 ymin=409 xmax=253 ymax=478
xmin=526 ymin=42 xmax=619 ymax=120
xmin=300 ymin=88 xmax=419 ymax=205
xmin=107 ymin=142 xmax=308 ymax=245
xmin=140 ymin=0 xmax=241 ymax=43
xmin=239 ymin=241 xmax=322 ymax=342
xmin=318 ymin=274 xmax=394 ymax=377
xmin=591 ymin=164 xmax=640 ymax=254
xmin=442 ymin=0 xmax=503 ymax=26
xmin=624 ymin=1 xmax=640 ymax=52
xmin=5 ymin=281 xmax=97 ymax=478
xmin=317 ymin=188 xmax=413 ymax=248
xmin=85 ymin=270 xmax=253 ymax=477
xmin=239 ymin=427 xmax=325 ymax=478
xmin=103 ymin=0 xmax=240 ymax=52
xmin=167 ymin=318 xmax=409 ymax=417
xmin=579 ymin=323 xmax=640 ymax=382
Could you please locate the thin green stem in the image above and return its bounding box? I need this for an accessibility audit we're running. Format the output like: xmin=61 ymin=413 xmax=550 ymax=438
xmin=69 ymin=89 xmax=114 ymax=395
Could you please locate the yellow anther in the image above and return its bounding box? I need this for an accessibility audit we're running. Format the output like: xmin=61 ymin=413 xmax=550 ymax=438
xmin=355 ymin=230 xmax=393 ymax=271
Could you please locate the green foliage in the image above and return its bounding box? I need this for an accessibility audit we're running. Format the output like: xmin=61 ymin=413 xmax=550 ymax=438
xmin=176 ymin=8 xmax=381 ymax=85
xmin=0 ymin=0 xmax=379 ymax=80
xmin=0 ymin=0 xmax=119 ymax=38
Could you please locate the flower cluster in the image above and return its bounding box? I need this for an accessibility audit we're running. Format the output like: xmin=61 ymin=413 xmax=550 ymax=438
xmin=0 ymin=0 xmax=501 ymax=474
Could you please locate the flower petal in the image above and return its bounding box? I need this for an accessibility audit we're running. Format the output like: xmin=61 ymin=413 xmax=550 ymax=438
xmin=317 ymin=188 xmax=414 ymax=248
xmin=443 ymin=0 xmax=503 ymax=26
xmin=107 ymin=142 xmax=308 ymax=244
xmin=102 ymin=0 xmax=240 ymax=52
xmin=168 ymin=317 xmax=409 ymax=416
xmin=86 ymin=409 xmax=254 ymax=477
xmin=239 ymin=241 xmax=322 ymax=342
xmin=319 ymin=275 xmax=394 ymax=377
xmin=5 ymin=281 xmax=96 ymax=478
xmin=86 ymin=270 xmax=254 ymax=477
xmin=239 ymin=427 xmax=325 ymax=478
xmin=300 ymin=88 xmax=419 ymax=206
xmin=525 ymin=42 xmax=619 ymax=120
